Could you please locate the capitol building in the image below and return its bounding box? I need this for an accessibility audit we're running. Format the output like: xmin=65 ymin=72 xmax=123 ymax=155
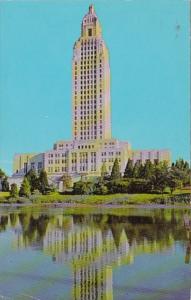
xmin=12 ymin=5 xmax=170 ymax=187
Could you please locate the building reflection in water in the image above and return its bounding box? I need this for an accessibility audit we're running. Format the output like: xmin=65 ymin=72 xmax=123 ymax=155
xmin=43 ymin=217 xmax=131 ymax=300
xmin=0 ymin=210 xmax=190 ymax=300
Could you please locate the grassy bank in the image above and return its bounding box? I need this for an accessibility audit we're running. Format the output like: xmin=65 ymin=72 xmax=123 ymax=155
xmin=0 ymin=188 xmax=190 ymax=205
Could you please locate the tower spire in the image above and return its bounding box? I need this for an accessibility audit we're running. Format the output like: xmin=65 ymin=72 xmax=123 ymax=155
xmin=89 ymin=4 xmax=95 ymax=14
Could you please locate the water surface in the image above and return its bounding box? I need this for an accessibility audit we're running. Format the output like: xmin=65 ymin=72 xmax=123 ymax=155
xmin=0 ymin=206 xmax=190 ymax=300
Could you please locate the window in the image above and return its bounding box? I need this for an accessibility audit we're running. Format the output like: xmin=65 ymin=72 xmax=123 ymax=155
xmin=38 ymin=162 xmax=42 ymax=170
xmin=31 ymin=162 xmax=35 ymax=169
xmin=24 ymin=163 xmax=28 ymax=174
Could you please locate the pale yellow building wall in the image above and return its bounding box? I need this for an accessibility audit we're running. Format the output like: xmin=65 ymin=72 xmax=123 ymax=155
xmin=13 ymin=153 xmax=37 ymax=175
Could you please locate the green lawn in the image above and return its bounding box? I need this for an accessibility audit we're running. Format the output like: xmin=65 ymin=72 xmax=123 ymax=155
xmin=23 ymin=189 xmax=191 ymax=205
xmin=29 ymin=192 xmax=162 ymax=205
xmin=0 ymin=191 xmax=10 ymax=201
xmin=0 ymin=189 xmax=190 ymax=205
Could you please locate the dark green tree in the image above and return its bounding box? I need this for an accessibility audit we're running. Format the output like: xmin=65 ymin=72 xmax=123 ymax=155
xmin=26 ymin=169 xmax=38 ymax=192
xmin=142 ymin=160 xmax=154 ymax=179
xmin=101 ymin=162 xmax=108 ymax=179
xmin=175 ymin=158 xmax=185 ymax=170
xmin=94 ymin=182 xmax=108 ymax=195
xmin=128 ymin=179 xmax=149 ymax=193
xmin=123 ymin=159 xmax=133 ymax=178
xmin=183 ymin=161 xmax=190 ymax=171
xmin=167 ymin=175 xmax=182 ymax=194
xmin=1 ymin=177 xmax=9 ymax=192
xmin=107 ymin=179 xmax=129 ymax=193
xmin=73 ymin=181 xmax=94 ymax=195
xmin=38 ymin=169 xmax=49 ymax=194
xmin=19 ymin=177 xmax=31 ymax=198
xmin=132 ymin=161 xmax=142 ymax=178
xmin=171 ymin=159 xmax=190 ymax=186
xmin=151 ymin=161 xmax=169 ymax=193
xmin=0 ymin=169 xmax=6 ymax=179
xmin=10 ymin=183 xmax=19 ymax=198
xmin=110 ymin=159 xmax=121 ymax=180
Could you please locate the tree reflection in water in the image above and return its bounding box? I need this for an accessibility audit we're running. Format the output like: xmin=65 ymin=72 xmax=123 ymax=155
xmin=0 ymin=208 xmax=190 ymax=299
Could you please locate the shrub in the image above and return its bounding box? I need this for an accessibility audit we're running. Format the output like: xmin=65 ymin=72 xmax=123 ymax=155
xmin=106 ymin=179 xmax=129 ymax=194
xmin=10 ymin=183 xmax=18 ymax=198
xmin=94 ymin=183 xmax=108 ymax=195
xmin=73 ymin=181 xmax=94 ymax=195
xmin=127 ymin=179 xmax=150 ymax=193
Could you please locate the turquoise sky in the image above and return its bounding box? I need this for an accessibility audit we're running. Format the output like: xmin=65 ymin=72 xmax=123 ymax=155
xmin=0 ymin=0 xmax=190 ymax=175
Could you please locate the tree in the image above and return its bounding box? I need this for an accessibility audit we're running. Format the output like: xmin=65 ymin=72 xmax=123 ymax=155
xmin=19 ymin=177 xmax=31 ymax=198
xmin=1 ymin=177 xmax=9 ymax=192
xmin=123 ymin=159 xmax=133 ymax=178
xmin=175 ymin=158 xmax=185 ymax=170
xmin=171 ymin=159 xmax=190 ymax=186
xmin=168 ymin=177 xmax=182 ymax=194
xmin=62 ymin=174 xmax=72 ymax=191
xmin=110 ymin=159 xmax=121 ymax=180
xmin=38 ymin=169 xmax=49 ymax=194
xmin=132 ymin=161 xmax=142 ymax=178
xmin=10 ymin=183 xmax=18 ymax=198
xmin=128 ymin=179 xmax=149 ymax=193
xmin=107 ymin=179 xmax=129 ymax=193
xmin=141 ymin=160 xmax=154 ymax=179
xmin=150 ymin=161 xmax=169 ymax=194
xmin=73 ymin=180 xmax=94 ymax=195
xmin=94 ymin=182 xmax=108 ymax=195
xmin=26 ymin=169 xmax=38 ymax=192
xmin=101 ymin=162 xmax=108 ymax=179
xmin=0 ymin=169 xmax=5 ymax=179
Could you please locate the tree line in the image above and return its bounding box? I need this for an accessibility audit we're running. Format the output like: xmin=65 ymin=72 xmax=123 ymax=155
xmin=73 ymin=158 xmax=190 ymax=195
xmin=1 ymin=169 xmax=50 ymax=198
xmin=0 ymin=158 xmax=190 ymax=198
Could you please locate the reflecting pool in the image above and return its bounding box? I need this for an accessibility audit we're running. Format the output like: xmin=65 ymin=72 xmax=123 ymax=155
xmin=0 ymin=206 xmax=190 ymax=299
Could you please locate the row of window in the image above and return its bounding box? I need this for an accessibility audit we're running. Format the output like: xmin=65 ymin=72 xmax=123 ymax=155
xmin=79 ymin=71 xmax=102 ymax=76
xmin=78 ymin=90 xmax=102 ymax=94
xmin=74 ymin=123 xmax=98 ymax=129
xmin=81 ymin=50 xmax=97 ymax=55
xmin=78 ymin=115 xmax=99 ymax=119
xmin=74 ymin=121 xmax=98 ymax=126
xmin=78 ymin=145 xmax=95 ymax=149
xmin=79 ymin=136 xmax=98 ymax=140
xmin=79 ymin=60 xmax=101 ymax=66
xmin=78 ymin=132 xmax=102 ymax=138
xmin=81 ymin=45 xmax=97 ymax=50
xmin=48 ymin=153 xmax=67 ymax=158
xmin=79 ymin=58 xmax=102 ymax=66
xmin=79 ymin=80 xmax=98 ymax=84
xmin=74 ymin=67 xmax=102 ymax=74
xmin=77 ymin=106 xmax=98 ymax=110
xmin=47 ymin=162 xmax=120 ymax=174
xmin=75 ymin=74 xmax=99 ymax=79
xmin=78 ymin=76 xmax=102 ymax=81
xmin=48 ymin=167 xmax=68 ymax=173
xmin=29 ymin=162 xmax=42 ymax=170
xmin=74 ymin=98 xmax=102 ymax=103
xmin=80 ymin=38 xmax=98 ymax=45
xmin=80 ymin=125 xmax=98 ymax=129
xmin=79 ymin=109 xmax=102 ymax=114
xmin=78 ymin=65 xmax=102 ymax=70
xmin=102 ymin=158 xmax=121 ymax=163
xmin=101 ymin=151 xmax=121 ymax=156
xmin=48 ymin=159 xmax=67 ymax=164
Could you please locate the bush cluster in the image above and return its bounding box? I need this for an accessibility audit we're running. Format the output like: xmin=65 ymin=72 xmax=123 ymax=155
xmin=73 ymin=158 xmax=190 ymax=195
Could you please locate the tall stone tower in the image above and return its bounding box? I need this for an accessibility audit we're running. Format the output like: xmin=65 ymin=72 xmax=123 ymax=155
xmin=72 ymin=5 xmax=111 ymax=141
